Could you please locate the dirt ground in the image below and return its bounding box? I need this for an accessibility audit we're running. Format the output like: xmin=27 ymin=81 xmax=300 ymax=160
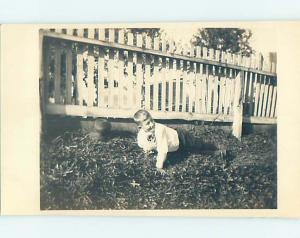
xmin=40 ymin=125 xmax=277 ymax=210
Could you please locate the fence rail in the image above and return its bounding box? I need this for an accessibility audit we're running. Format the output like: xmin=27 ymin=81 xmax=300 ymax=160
xmin=41 ymin=28 xmax=277 ymax=139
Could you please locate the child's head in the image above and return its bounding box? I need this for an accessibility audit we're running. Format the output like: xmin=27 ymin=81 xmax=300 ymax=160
xmin=133 ymin=109 xmax=155 ymax=133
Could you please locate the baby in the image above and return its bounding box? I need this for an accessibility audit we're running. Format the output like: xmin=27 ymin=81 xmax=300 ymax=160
xmin=133 ymin=109 xmax=224 ymax=170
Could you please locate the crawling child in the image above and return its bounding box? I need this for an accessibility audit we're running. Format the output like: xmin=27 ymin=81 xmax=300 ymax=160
xmin=133 ymin=109 xmax=225 ymax=170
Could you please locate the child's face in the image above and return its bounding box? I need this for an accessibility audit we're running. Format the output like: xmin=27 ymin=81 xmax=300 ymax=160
xmin=139 ymin=118 xmax=155 ymax=133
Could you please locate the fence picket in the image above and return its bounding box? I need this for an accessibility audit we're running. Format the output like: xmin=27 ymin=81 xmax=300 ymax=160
xmin=270 ymin=87 xmax=277 ymax=118
xmin=262 ymin=77 xmax=270 ymax=117
xmin=118 ymin=50 xmax=125 ymax=108
xmin=127 ymin=33 xmax=134 ymax=109
xmin=253 ymin=74 xmax=261 ymax=116
xmin=202 ymin=65 xmax=208 ymax=113
xmin=248 ymin=72 xmax=255 ymax=116
xmin=266 ymin=83 xmax=274 ymax=117
xmin=66 ymin=29 xmax=74 ymax=35
xmin=218 ymin=68 xmax=225 ymax=114
xmin=136 ymin=34 xmax=143 ymax=108
xmin=168 ymin=59 xmax=174 ymax=111
xmin=109 ymin=29 xmax=115 ymax=42
xmin=87 ymin=46 xmax=95 ymax=107
xmin=257 ymin=75 xmax=266 ymax=117
xmin=108 ymin=49 xmax=115 ymax=107
xmin=175 ymin=60 xmax=181 ymax=112
xmin=54 ymin=44 xmax=62 ymax=104
xmin=161 ymin=58 xmax=167 ymax=111
xmin=76 ymin=46 xmax=84 ymax=106
xmin=88 ymin=29 xmax=94 ymax=39
xmin=213 ymin=67 xmax=219 ymax=114
xmin=66 ymin=44 xmax=73 ymax=104
xmin=97 ymin=47 xmax=105 ymax=107
xmin=181 ymin=62 xmax=188 ymax=112
xmin=98 ymin=29 xmax=105 ymax=41
xmin=145 ymin=54 xmax=151 ymax=110
xmin=77 ymin=29 xmax=84 ymax=37
xmin=195 ymin=63 xmax=201 ymax=113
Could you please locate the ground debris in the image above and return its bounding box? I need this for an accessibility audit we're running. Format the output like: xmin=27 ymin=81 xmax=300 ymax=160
xmin=40 ymin=127 xmax=277 ymax=210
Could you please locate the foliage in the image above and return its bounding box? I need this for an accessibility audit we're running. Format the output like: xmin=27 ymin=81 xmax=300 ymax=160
xmin=40 ymin=126 xmax=277 ymax=210
xmin=191 ymin=28 xmax=254 ymax=56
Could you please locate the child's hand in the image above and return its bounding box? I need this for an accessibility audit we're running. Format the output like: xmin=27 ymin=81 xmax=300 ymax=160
xmin=156 ymin=168 xmax=167 ymax=175
xmin=144 ymin=149 xmax=154 ymax=155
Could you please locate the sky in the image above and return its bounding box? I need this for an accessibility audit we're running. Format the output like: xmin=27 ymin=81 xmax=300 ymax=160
xmin=162 ymin=26 xmax=277 ymax=57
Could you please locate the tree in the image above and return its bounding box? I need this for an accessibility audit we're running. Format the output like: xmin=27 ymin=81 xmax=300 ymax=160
xmin=191 ymin=28 xmax=253 ymax=56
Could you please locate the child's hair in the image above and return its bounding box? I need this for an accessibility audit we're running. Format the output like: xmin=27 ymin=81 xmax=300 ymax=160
xmin=133 ymin=109 xmax=152 ymax=125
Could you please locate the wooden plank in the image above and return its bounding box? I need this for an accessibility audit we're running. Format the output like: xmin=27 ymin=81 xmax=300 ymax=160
xmin=195 ymin=63 xmax=201 ymax=113
xmin=117 ymin=31 xmax=125 ymax=108
xmin=98 ymin=28 xmax=105 ymax=41
xmin=270 ymin=86 xmax=277 ymax=118
xmin=161 ymin=58 xmax=167 ymax=111
xmin=65 ymin=43 xmax=73 ymax=104
xmin=77 ymin=29 xmax=84 ymax=37
xmin=87 ymin=46 xmax=95 ymax=107
xmin=66 ymin=29 xmax=74 ymax=35
xmin=181 ymin=61 xmax=187 ymax=112
xmin=253 ymin=73 xmax=260 ymax=116
xmin=201 ymin=65 xmax=208 ymax=114
xmin=188 ymin=62 xmax=195 ymax=113
xmin=218 ymin=68 xmax=225 ymax=114
xmin=215 ymin=50 xmax=220 ymax=62
xmin=247 ymin=72 xmax=254 ymax=115
xmin=127 ymin=33 xmax=134 ymax=109
xmin=257 ymin=75 xmax=266 ymax=117
xmin=136 ymin=34 xmax=143 ymax=108
xmin=243 ymin=71 xmax=248 ymax=102
xmin=243 ymin=116 xmax=276 ymax=124
xmin=88 ymin=29 xmax=94 ymax=39
xmin=108 ymin=29 xmax=115 ymax=42
xmin=97 ymin=47 xmax=105 ymax=107
xmin=107 ymin=49 xmax=115 ymax=108
xmin=54 ymin=44 xmax=62 ymax=104
xmin=195 ymin=46 xmax=202 ymax=112
xmin=232 ymin=71 xmax=245 ymax=140
xmin=43 ymin=42 xmax=50 ymax=103
xmin=202 ymin=47 xmax=208 ymax=59
xmin=175 ymin=60 xmax=181 ymax=112
xmin=207 ymin=73 xmax=213 ymax=114
xmin=212 ymin=66 xmax=219 ymax=114
xmin=161 ymin=34 xmax=166 ymax=52
xmin=76 ymin=46 xmax=84 ymax=105
xmin=261 ymin=77 xmax=270 ymax=117
xmin=118 ymin=49 xmax=125 ymax=109
xmin=145 ymin=54 xmax=151 ymax=110
xmin=118 ymin=29 xmax=125 ymax=44
xmin=168 ymin=59 xmax=174 ymax=111
xmin=43 ymin=32 xmax=277 ymax=77
xmin=266 ymin=83 xmax=274 ymax=117
xmin=46 ymin=104 xmax=234 ymax=122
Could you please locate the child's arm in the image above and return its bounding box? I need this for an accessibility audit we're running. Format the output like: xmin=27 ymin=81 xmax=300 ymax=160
xmin=155 ymin=127 xmax=169 ymax=169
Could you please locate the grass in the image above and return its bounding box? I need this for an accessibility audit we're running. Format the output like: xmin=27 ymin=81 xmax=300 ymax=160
xmin=40 ymin=125 xmax=277 ymax=210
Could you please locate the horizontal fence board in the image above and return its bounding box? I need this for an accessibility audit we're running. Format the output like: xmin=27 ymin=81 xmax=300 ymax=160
xmin=46 ymin=104 xmax=276 ymax=124
xmin=46 ymin=104 xmax=233 ymax=122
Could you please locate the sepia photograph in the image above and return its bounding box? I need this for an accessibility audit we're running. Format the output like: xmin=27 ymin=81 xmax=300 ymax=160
xmin=39 ymin=26 xmax=277 ymax=210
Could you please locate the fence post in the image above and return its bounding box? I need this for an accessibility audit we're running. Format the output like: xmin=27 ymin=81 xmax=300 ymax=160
xmin=232 ymin=70 xmax=245 ymax=140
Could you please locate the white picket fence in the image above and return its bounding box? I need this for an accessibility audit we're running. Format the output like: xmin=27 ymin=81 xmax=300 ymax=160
xmin=40 ymin=28 xmax=277 ymax=138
